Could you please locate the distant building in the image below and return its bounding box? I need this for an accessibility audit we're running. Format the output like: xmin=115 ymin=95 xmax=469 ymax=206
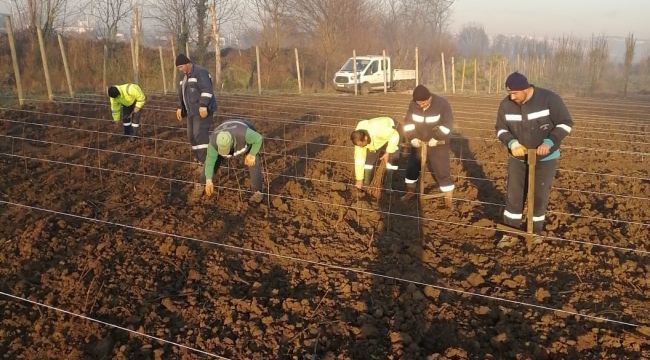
xmin=0 ymin=13 xmax=8 ymax=33
xmin=60 ymin=20 xmax=94 ymax=34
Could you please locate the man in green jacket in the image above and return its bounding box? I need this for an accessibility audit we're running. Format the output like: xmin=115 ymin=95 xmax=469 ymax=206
xmin=350 ymin=116 xmax=400 ymax=191
xmin=108 ymin=84 xmax=146 ymax=138
xmin=204 ymin=119 xmax=264 ymax=203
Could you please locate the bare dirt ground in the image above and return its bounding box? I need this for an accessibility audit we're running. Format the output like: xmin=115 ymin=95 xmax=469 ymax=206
xmin=1 ymin=92 xmax=649 ymax=359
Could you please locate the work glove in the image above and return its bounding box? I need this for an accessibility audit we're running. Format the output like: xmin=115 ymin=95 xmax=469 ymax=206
xmin=176 ymin=109 xmax=182 ymax=121
xmin=199 ymin=107 xmax=208 ymax=118
xmin=133 ymin=107 xmax=141 ymax=113
xmin=244 ymin=154 xmax=256 ymax=167
xmin=410 ymin=138 xmax=422 ymax=148
xmin=205 ymin=178 xmax=214 ymax=196
xmin=510 ymin=140 xmax=527 ymax=157
xmin=428 ymin=138 xmax=438 ymax=147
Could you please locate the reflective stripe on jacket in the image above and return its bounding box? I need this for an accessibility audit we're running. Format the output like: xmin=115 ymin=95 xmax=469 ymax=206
xmin=110 ymin=83 xmax=146 ymax=121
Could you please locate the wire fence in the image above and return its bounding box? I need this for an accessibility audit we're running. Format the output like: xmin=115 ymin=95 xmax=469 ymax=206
xmin=1 ymin=92 xmax=649 ymax=357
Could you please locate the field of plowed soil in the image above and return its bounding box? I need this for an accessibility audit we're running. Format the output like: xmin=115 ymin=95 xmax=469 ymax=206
xmin=1 ymin=92 xmax=649 ymax=360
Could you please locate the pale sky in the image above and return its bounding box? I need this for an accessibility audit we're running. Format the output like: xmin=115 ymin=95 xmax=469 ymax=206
xmin=451 ymin=0 xmax=650 ymax=39
xmin=2 ymin=1 xmax=648 ymax=40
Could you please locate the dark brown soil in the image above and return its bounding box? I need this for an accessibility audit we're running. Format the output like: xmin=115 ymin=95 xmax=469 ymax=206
xmin=1 ymin=93 xmax=649 ymax=359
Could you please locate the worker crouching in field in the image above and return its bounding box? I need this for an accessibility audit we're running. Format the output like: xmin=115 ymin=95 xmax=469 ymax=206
xmin=350 ymin=116 xmax=400 ymax=192
xmin=401 ymin=85 xmax=455 ymax=209
xmin=108 ymin=84 xmax=146 ymax=139
xmin=204 ymin=119 xmax=265 ymax=203
xmin=495 ymin=72 xmax=573 ymax=248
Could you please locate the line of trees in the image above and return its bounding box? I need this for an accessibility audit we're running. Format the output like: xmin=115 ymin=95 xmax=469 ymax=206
xmin=456 ymin=23 xmax=649 ymax=95
xmin=3 ymin=0 xmax=649 ymax=96
xmin=6 ymin=0 xmax=457 ymax=87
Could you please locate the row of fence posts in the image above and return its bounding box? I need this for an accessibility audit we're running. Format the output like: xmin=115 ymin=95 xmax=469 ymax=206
xmin=5 ymin=11 xmax=542 ymax=104
xmin=3 ymin=6 xmax=218 ymax=104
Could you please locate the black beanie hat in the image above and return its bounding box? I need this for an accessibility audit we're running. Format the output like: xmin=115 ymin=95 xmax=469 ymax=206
xmin=412 ymin=85 xmax=431 ymax=101
xmin=107 ymin=86 xmax=120 ymax=98
xmin=505 ymin=72 xmax=530 ymax=91
xmin=175 ymin=54 xmax=191 ymax=66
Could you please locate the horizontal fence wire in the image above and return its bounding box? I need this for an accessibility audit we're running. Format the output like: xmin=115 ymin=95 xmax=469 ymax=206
xmin=0 ymin=200 xmax=641 ymax=330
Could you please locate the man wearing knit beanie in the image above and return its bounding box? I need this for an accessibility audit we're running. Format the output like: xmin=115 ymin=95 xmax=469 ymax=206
xmin=175 ymin=54 xmax=191 ymax=66
xmin=175 ymin=53 xmax=218 ymax=199
xmin=400 ymin=84 xmax=455 ymax=209
xmin=495 ymin=71 xmax=574 ymax=248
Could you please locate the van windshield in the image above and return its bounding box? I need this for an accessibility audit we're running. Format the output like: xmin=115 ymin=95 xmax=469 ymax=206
xmin=340 ymin=59 xmax=370 ymax=72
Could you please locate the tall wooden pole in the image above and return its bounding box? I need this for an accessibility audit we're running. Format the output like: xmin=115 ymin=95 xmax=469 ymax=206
xmin=57 ymin=34 xmax=74 ymax=98
xmin=5 ymin=16 xmax=24 ymax=105
xmin=210 ymin=5 xmax=221 ymax=87
xmin=133 ymin=8 xmax=140 ymax=83
xmin=441 ymin=52 xmax=447 ymax=92
xmin=36 ymin=27 xmax=53 ymax=101
xmin=159 ymin=46 xmax=167 ymax=94
xmin=295 ymin=48 xmax=302 ymax=94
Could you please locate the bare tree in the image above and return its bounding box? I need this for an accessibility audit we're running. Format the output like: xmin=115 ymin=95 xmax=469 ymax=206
xmin=82 ymin=0 xmax=133 ymax=44
xmin=146 ymin=0 xmax=193 ymax=55
xmin=587 ymin=34 xmax=609 ymax=95
xmin=193 ymin=0 xmax=241 ymax=62
xmin=9 ymin=0 xmax=70 ymax=38
xmin=193 ymin=0 xmax=209 ymax=62
xmin=377 ymin=0 xmax=454 ymax=67
xmin=640 ymin=48 xmax=650 ymax=91
xmin=622 ymin=32 xmax=636 ymax=97
xmin=247 ymin=0 xmax=293 ymax=86
xmin=550 ymin=35 xmax=585 ymax=91
xmin=457 ymin=22 xmax=489 ymax=59
xmin=291 ymin=0 xmax=375 ymax=88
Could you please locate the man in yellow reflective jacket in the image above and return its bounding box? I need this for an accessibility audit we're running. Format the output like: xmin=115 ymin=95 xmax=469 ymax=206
xmin=350 ymin=116 xmax=400 ymax=191
xmin=108 ymin=83 xmax=146 ymax=139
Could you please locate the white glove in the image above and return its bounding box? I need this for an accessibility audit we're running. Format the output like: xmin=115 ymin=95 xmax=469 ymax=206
xmin=410 ymin=138 xmax=422 ymax=148
xmin=428 ymin=138 xmax=438 ymax=147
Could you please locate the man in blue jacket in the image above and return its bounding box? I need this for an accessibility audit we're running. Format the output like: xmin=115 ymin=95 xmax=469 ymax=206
xmin=495 ymin=72 xmax=573 ymax=248
xmin=175 ymin=54 xmax=217 ymax=167
xmin=401 ymin=85 xmax=455 ymax=209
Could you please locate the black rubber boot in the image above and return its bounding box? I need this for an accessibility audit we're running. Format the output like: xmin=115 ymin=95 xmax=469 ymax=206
xmin=383 ymin=169 xmax=394 ymax=191
xmin=362 ymin=168 xmax=374 ymax=187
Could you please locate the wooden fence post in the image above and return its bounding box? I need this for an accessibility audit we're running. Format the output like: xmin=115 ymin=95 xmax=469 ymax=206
xmin=353 ymin=50 xmax=358 ymax=95
xmin=58 ymin=34 xmax=74 ymax=98
xmin=441 ymin=52 xmax=447 ymax=92
xmin=36 ymin=27 xmax=53 ymax=101
xmin=382 ymin=49 xmax=387 ymax=93
xmin=210 ymin=5 xmax=221 ymax=87
xmin=461 ymin=58 xmax=466 ymax=93
xmin=474 ymin=58 xmax=478 ymax=94
xmin=451 ymin=56 xmax=456 ymax=94
xmin=5 ymin=16 xmax=24 ymax=105
xmin=415 ymin=46 xmax=419 ymax=85
xmin=255 ymin=45 xmax=261 ymax=95
xmin=159 ymin=46 xmax=167 ymax=94
xmin=295 ymin=48 xmax=302 ymax=94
